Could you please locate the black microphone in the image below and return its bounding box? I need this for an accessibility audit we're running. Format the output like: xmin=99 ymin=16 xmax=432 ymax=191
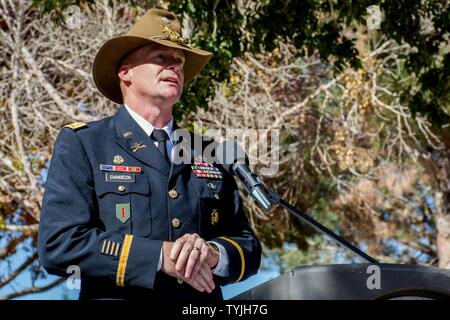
xmin=215 ymin=141 xmax=273 ymax=212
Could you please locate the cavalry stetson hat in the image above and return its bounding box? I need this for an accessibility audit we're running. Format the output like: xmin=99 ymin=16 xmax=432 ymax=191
xmin=93 ymin=8 xmax=212 ymax=104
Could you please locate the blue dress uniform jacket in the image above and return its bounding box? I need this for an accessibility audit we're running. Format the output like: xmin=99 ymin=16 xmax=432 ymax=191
xmin=38 ymin=106 xmax=261 ymax=300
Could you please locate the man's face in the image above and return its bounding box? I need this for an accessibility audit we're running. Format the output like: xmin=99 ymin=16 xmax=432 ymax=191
xmin=119 ymin=44 xmax=185 ymax=105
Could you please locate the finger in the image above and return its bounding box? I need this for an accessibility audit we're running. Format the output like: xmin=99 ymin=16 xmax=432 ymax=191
xmin=185 ymin=238 xmax=205 ymax=278
xmin=199 ymin=242 xmax=210 ymax=264
xmin=199 ymin=263 xmax=215 ymax=292
xmin=174 ymin=240 xmax=193 ymax=272
xmin=193 ymin=268 xmax=212 ymax=293
xmin=192 ymin=243 xmax=209 ymax=278
xmin=184 ymin=277 xmax=205 ymax=293
xmin=184 ymin=247 xmax=200 ymax=278
xmin=170 ymin=234 xmax=189 ymax=261
xmin=175 ymin=234 xmax=199 ymax=272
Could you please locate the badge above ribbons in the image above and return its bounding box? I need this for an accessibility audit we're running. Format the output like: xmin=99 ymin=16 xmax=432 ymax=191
xmin=113 ymin=155 xmax=124 ymax=165
xmin=116 ymin=203 xmax=131 ymax=223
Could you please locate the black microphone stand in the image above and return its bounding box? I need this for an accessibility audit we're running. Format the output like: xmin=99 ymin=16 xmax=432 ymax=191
xmin=264 ymin=187 xmax=378 ymax=264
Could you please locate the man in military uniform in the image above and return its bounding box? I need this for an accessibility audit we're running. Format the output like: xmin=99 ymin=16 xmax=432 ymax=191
xmin=38 ymin=8 xmax=261 ymax=300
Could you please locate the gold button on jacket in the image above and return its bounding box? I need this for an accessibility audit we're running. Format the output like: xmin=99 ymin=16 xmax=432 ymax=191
xmin=171 ymin=218 xmax=181 ymax=228
xmin=168 ymin=189 xmax=178 ymax=199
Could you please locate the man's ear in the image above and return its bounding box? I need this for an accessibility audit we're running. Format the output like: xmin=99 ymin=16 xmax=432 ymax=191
xmin=118 ymin=64 xmax=132 ymax=83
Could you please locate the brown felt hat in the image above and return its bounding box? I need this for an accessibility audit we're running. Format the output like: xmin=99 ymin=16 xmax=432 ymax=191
xmin=93 ymin=8 xmax=213 ymax=104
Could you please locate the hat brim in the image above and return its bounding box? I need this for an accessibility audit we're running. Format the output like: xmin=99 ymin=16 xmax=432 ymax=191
xmin=93 ymin=35 xmax=212 ymax=104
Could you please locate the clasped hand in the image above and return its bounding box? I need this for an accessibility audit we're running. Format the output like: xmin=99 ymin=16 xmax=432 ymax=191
xmin=161 ymin=233 xmax=219 ymax=293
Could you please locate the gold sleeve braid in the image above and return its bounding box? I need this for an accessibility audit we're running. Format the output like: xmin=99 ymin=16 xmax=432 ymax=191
xmin=218 ymin=236 xmax=245 ymax=282
xmin=116 ymin=234 xmax=133 ymax=287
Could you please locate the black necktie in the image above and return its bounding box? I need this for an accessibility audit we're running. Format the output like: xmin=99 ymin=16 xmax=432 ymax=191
xmin=151 ymin=129 xmax=170 ymax=164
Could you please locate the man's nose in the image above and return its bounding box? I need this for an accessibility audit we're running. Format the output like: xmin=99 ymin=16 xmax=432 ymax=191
xmin=165 ymin=58 xmax=183 ymax=72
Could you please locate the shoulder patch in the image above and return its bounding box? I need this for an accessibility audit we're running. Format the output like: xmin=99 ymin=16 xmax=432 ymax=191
xmin=64 ymin=122 xmax=87 ymax=131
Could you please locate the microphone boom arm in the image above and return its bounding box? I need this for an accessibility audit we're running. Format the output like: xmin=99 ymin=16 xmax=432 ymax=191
xmin=264 ymin=187 xmax=378 ymax=264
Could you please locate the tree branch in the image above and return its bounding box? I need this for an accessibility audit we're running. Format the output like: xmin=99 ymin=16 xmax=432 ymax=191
xmin=0 ymin=233 xmax=30 ymax=260
xmin=0 ymin=252 xmax=38 ymax=289
xmin=0 ymin=277 xmax=66 ymax=300
xmin=0 ymin=224 xmax=39 ymax=233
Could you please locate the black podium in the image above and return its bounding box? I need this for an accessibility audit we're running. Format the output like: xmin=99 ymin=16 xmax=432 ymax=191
xmin=232 ymin=263 xmax=450 ymax=300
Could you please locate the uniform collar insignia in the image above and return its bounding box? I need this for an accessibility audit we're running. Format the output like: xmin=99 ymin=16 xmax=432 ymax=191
xmin=122 ymin=131 xmax=133 ymax=138
xmin=131 ymin=142 xmax=147 ymax=153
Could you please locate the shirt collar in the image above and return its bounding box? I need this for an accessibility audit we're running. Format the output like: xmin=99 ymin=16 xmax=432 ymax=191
xmin=124 ymin=104 xmax=173 ymax=139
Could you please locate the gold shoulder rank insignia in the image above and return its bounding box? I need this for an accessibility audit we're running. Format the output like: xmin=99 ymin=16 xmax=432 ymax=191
xmin=64 ymin=122 xmax=87 ymax=130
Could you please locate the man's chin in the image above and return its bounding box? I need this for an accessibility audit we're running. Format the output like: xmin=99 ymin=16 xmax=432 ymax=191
xmin=158 ymin=89 xmax=182 ymax=102
xmin=168 ymin=86 xmax=181 ymax=94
